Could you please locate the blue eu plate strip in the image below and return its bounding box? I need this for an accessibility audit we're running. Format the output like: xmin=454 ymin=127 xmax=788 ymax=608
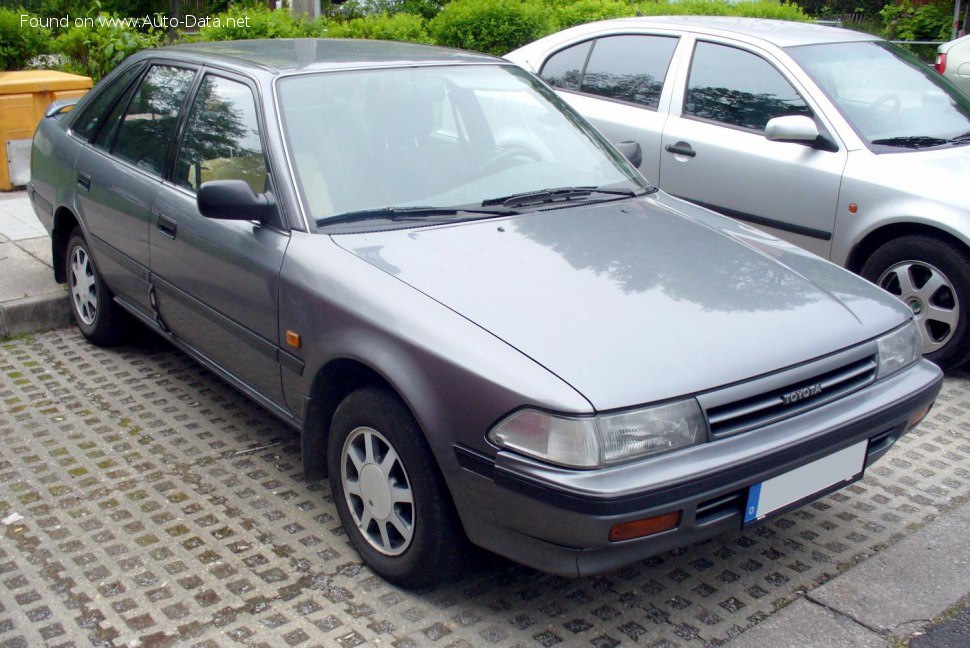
xmin=744 ymin=483 xmax=762 ymax=523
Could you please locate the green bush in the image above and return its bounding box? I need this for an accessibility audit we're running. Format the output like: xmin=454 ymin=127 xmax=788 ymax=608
xmin=880 ymin=0 xmax=951 ymax=41
xmin=635 ymin=0 xmax=810 ymax=21
xmin=0 ymin=8 xmax=52 ymax=71
xmin=194 ymin=4 xmax=312 ymax=41
xmin=54 ymin=12 xmax=159 ymax=80
xmin=430 ymin=0 xmax=555 ymax=56
xmin=549 ymin=0 xmax=637 ymax=30
xmin=321 ymin=13 xmax=432 ymax=43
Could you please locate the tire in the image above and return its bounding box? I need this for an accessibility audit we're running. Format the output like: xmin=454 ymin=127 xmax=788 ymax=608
xmin=66 ymin=230 xmax=127 ymax=346
xmin=861 ymin=235 xmax=970 ymax=371
xmin=327 ymin=386 xmax=464 ymax=587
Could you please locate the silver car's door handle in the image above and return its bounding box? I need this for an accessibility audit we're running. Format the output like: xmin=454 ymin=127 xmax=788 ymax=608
xmin=157 ymin=214 xmax=177 ymax=239
xmin=77 ymin=172 xmax=91 ymax=191
xmin=665 ymin=142 xmax=696 ymax=158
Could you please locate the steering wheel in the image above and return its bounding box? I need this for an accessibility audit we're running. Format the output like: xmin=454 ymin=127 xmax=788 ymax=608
xmin=481 ymin=144 xmax=542 ymax=175
xmin=859 ymin=93 xmax=901 ymax=128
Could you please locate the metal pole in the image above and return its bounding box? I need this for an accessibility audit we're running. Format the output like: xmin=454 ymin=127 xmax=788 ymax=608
xmin=954 ymin=0 xmax=962 ymax=40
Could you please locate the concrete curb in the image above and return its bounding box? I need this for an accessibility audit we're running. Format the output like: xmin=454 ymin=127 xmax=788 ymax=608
xmin=728 ymin=500 xmax=970 ymax=646
xmin=0 ymin=289 xmax=71 ymax=338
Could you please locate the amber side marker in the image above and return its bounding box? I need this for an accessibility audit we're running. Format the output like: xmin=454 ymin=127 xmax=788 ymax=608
xmin=609 ymin=511 xmax=681 ymax=542
xmin=848 ymin=203 xmax=858 ymax=214
xmin=285 ymin=330 xmax=301 ymax=349
xmin=907 ymin=403 xmax=933 ymax=430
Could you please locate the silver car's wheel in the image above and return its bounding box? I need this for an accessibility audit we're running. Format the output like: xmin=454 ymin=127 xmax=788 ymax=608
xmin=65 ymin=231 xmax=127 ymax=346
xmin=340 ymin=426 xmax=415 ymax=556
xmin=328 ymin=386 xmax=464 ymax=587
xmin=70 ymin=245 xmax=98 ymax=326
xmin=877 ymin=260 xmax=959 ymax=354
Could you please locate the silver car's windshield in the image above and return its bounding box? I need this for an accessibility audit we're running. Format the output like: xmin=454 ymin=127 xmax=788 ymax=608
xmin=276 ymin=64 xmax=647 ymax=226
xmin=788 ymin=41 xmax=970 ymax=151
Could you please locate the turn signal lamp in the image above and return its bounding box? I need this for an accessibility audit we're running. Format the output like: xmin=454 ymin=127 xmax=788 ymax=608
xmin=609 ymin=511 xmax=681 ymax=542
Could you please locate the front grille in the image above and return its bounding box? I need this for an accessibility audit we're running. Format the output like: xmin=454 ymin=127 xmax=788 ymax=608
xmin=705 ymin=354 xmax=878 ymax=439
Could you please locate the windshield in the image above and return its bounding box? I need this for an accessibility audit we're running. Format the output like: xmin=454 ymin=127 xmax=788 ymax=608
xmin=787 ymin=41 xmax=970 ymax=152
xmin=276 ymin=64 xmax=647 ymax=227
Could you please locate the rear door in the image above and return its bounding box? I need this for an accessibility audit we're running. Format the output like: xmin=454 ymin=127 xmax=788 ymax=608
xmin=537 ymin=32 xmax=681 ymax=184
xmin=659 ymin=38 xmax=847 ymax=258
xmin=72 ymin=63 xmax=197 ymax=316
xmin=150 ymin=70 xmax=290 ymax=410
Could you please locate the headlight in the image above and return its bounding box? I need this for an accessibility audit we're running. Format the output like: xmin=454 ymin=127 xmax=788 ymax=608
xmin=876 ymin=319 xmax=922 ymax=380
xmin=487 ymin=399 xmax=706 ymax=469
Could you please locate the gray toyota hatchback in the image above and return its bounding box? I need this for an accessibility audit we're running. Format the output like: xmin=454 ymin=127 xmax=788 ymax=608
xmin=29 ymin=39 xmax=942 ymax=587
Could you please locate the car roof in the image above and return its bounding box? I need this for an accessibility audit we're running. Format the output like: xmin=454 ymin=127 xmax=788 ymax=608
xmin=149 ymin=38 xmax=501 ymax=74
xmin=581 ymin=16 xmax=882 ymax=48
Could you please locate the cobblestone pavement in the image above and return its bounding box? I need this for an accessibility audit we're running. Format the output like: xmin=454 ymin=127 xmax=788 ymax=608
xmin=1 ymin=329 xmax=968 ymax=648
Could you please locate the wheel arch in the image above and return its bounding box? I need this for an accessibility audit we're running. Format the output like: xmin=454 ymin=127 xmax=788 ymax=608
xmin=51 ymin=206 xmax=82 ymax=284
xmin=300 ymin=357 xmax=405 ymax=482
xmin=846 ymin=222 xmax=970 ymax=274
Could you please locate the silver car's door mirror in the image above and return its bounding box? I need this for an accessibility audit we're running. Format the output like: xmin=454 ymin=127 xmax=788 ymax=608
xmin=197 ymin=180 xmax=277 ymax=221
xmin=764 ymin=115 xmax=819 ymax=144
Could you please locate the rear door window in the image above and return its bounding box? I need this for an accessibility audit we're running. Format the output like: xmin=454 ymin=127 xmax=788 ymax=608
xmin=580 ymin=35 xmax=679 ymax=109
xmin=113 ymin=65 xmax=196 ymax=176
xmin=71 ymin=62 xmax=144 ymax=142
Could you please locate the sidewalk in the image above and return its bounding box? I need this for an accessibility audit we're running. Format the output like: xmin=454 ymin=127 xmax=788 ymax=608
xmin=0 ymin=189 xmax=70 ymax=337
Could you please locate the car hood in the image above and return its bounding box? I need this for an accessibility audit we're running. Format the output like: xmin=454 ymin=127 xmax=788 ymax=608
xmin=331 ymin=193 xmax=910 ymax=410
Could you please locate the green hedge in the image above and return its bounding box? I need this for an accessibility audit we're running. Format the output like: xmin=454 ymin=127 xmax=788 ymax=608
xmin=321 ymin=13 xmax=432 ymax=43
xmin=53 ymin=13 xmax=159 ymax=80
xmin=194 ymin=4 xmax=312 ymax=41
xmin=430 ymin=0 xmax=556 ymax=56
xmin=0 ymin=8 xmax=52 ymax=71
xmin=635 ymin=1 xmax=810 ymax=22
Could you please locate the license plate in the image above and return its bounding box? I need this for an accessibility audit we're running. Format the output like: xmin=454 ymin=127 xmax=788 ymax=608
xmin=744 ymin=440 xmax=867 ymax=525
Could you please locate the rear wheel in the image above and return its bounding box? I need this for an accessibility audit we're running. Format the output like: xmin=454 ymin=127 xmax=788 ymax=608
xmin=66 ymin=230 xmax=127 ymax=346
xmin=861 ymin=235 xmax=970 ymax=371
xmin=327 ymin=386 xmax=463 ymax=587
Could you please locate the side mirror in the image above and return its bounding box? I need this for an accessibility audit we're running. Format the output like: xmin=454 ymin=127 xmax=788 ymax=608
xmin=764 ymin=115 xmax=820 ymax=143
xmin=616 ymin=140 xmax=643 ymax=168
xmin=197 ymin=179 xmax=276 ymax=221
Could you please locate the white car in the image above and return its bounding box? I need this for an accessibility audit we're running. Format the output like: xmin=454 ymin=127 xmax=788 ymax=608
xmin=937 ymin=34 xmax=970 ymax=96
xmin=508 ymin=17 xmax=970 ymax=370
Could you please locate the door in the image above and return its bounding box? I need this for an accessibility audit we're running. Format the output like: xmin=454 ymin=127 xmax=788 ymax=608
xmin=73 ymin=63 xmax=196 ymax=315
xmin=659 ymin=40 xmax=847 ymax=258
xmin=538 ymin=33 xmax=681 ymax=184
xmin=150 ymin=72 xmax=289 ymax=408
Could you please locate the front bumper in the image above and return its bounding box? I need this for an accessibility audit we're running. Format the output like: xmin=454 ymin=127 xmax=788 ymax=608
xmin=452 ymin=359 xmax=942 ymax=577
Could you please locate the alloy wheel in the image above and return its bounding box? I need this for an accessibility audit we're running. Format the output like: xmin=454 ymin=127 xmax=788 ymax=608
xmin=878 ymin=260 xmax=959 ymax=354
xmin=340 ymin=426 xmax=415 ymax=556
xmin=70 ymin=245 xmax=98 ymax=326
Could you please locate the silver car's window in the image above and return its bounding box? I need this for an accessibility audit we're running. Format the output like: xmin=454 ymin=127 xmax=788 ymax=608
xmin=580 ymin=35 xmax=678 ymax=109
xmin=175 ymin=75 xmax=268 ymax=194
xmin=685 ymin=42 xmax=812 ymax=132
xmin=113 ymin=65 xmax=196 ymax=176
xmin=787 ymin=41 xmax=970 ymax=151
xmin=278 ymin=64 xmax=644 ymax=223
xmin=71 ymin=63 xmax=144 ymax=142
xmin=540 ymin=41 xmax=592 ymax=90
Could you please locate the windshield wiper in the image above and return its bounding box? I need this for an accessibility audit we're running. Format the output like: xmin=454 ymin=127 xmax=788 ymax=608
xmin=870 ymin=135 xmax=948 ymax=149
xmin=317 ymin=205 xmax=516 ymax=227
xmin=948 ymin=130 xmax=970 ymax=144
xmin=481 ymin=185 xmax=650 ymax=208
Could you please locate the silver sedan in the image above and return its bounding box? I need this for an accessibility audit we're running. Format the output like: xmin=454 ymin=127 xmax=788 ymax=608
xmin=508 ymin=17 xmax=970 ymax=370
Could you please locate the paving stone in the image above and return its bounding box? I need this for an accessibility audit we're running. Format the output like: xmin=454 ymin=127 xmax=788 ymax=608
xmin=0 ymin=330 xmax=966 ymax=646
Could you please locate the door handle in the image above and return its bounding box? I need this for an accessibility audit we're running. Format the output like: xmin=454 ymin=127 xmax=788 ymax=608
xmin=77 ymin=172 xmax=91 ymax=191
xmin=664 ymin=142 xmax=697 ymax=158
xmin=157 ymin=214 xmax=177 ymax=239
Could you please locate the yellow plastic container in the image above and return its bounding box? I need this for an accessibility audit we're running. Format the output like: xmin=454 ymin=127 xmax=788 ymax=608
xmin=0 ymin=70 xmax=92 ymax=190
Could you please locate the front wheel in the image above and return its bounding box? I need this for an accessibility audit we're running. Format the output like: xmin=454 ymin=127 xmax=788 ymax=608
xmin=861 ymin=235 xmax=970 ymax=371
xmin=327 ymin=386 xmax=464 ymax=587
xmin=66 ymin=230 xmax=127 ymax=346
